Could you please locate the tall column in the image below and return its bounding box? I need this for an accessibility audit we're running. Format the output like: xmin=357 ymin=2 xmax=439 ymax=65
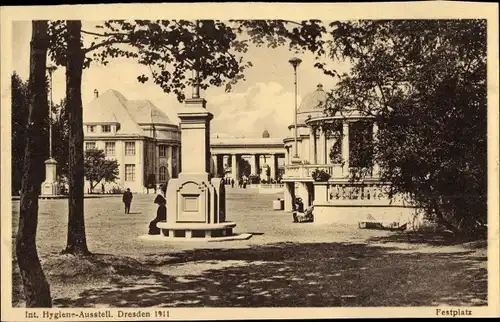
xmin=249 ymin=153 xmax=257 ymax=175
xmin=342 ymin=122 xmax=350 ymax=175
xmin=284 ymin=182 xmax=294 ymax=212
xmin=212 ymin=153 xmax=218 ymax=177
xmin=372 ymin=122 xmax=380 ymax=177
xmin=308 ymin=128 xmax=314 ymax=163
xmin=319 ymin=127 xmax=327 ymax=164
xmin=231 ymin=154 xmax=238 ymax=181
xmin=270 ymin=153 xmax=277 ymax=180
xmin=309 ymin=128 xmax=318 ymax=164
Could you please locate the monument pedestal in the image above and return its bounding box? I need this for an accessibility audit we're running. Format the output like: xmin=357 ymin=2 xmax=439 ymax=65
xmin=156 ymin=97 xmax=250 ymax=241
xmin=40 ymin=158 xmax=60 ymax=197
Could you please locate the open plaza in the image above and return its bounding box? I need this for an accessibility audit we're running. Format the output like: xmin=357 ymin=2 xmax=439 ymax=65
xmin=6 ymin=16 xmax=493 ymax=315
xmin=11 ymin=188 xmax=487 ymax=307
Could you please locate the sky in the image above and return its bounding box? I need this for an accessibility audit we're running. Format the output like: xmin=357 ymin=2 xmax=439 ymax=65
xmin=12 ymin=21 xmax=348 ymax=139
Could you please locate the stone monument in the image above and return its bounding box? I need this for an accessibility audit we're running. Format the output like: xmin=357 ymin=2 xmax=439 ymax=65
xmin=156 ymin=81 xmax=251 ymax=241
xmin=41 ymin=158 xmax=59 ymax=196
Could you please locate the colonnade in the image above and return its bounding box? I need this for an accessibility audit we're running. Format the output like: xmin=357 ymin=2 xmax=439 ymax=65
xmin=286 ymin=120 xmax=379 ymax=176
xmin=211 ymin=153 xmax=284 ymax=181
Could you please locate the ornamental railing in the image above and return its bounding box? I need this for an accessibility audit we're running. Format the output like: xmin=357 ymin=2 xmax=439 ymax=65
xmin=327 ymin=182 xmax=412 ymax=205
xmin=283 ymin=164 xmax=343 ymax=179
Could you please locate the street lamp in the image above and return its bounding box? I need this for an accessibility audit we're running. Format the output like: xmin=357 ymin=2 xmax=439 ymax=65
xmin=41 ymin=64 xmax=59 ymax=196
xmin=289 ymin=57 xmax=302 ymax=159
xmin=47 ymin=65 xmax=57 ymax=159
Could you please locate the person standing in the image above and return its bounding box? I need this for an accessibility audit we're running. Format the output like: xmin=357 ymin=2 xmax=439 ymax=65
xmin=231 ymin=178 xmax=235 ymax=188
xmin=122 ymin=188 xmax=133 ymax=214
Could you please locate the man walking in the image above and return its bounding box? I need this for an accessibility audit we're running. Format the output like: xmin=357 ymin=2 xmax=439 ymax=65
xmin=122 ymin=188 xmax=133 ymax=214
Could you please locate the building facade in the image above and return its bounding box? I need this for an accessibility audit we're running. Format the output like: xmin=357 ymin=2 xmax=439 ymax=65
xmin=282 ymin=84 xmax=418 ymax=225
xmin=210 ymin=131 xmax=286 ymax=182
xmin=83 ymin=89 xmax=181 ymax=193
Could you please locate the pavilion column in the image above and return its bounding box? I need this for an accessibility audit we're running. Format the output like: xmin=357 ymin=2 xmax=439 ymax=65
xmin=284 ymin=182 xmax=294 ymax=212
xmin=309 ymin=128 xmax=316 ymax=164
xmin=270 ymin=153 xmax=277 ymax=180
xmin=231 ymin=154 xmax=239 ymax=181
xmin=249 ymin=153 xmax=257 ymax=175
xmin=212 ymin=153 xmax=218 ymax=177
xmin=372 ymin=122 xmax=380 ymax=177
xmin=342 ymin=122 xmax=350 ymax=175
xmin=320 ymin=127 xmax=327 ymax=164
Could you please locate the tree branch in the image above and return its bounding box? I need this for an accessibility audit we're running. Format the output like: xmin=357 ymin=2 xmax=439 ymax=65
xmin=83 ymin=39 xmax=130 ymax=53
xmin=81 ymin=29 xmax=129 ymax=37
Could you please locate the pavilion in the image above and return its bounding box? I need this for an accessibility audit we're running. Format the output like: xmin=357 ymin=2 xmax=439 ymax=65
xmin=282 ymin=84 xmax=418 ymax=225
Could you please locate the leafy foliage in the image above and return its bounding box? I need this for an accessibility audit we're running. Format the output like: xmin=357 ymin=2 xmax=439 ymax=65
xmin=11 ymin=72 xmax=51 ymax=194
xmin=51 ymin=99 xmax=69 ymax=180
xmin=322 ymin=20 xmax=487 ymax=237
xmin=239 ymin=158 xmax=251 ymax=177
xmin=11 ymin=73 xmax=30 ymax=195
xmin=311 ymin=168 xmax=331 ymax=182
xmin=84 ymin=149 xmax=119 ymax=193
xmin=47 ymin=20 xmax=334 ymax=102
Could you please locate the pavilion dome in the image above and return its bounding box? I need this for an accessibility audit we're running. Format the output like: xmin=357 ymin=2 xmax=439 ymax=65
xmin=262 ymin=129 xmax=270 ymax=138
xmin=295 ymin=84 xmax=328 ymax=125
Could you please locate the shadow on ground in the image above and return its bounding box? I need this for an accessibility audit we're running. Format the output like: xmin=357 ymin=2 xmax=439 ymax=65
xmin=368 ymin=231 xmax=488 ymax=248
xmin=44 ymin=241 xmax=487 ymax=308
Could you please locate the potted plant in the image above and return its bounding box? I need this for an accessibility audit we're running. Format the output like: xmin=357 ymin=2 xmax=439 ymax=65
xmin=311 ymin=168 xmax=331 ymax=182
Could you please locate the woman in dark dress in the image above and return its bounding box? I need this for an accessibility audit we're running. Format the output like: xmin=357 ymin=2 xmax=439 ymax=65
xmin=148 ymin=194 xmax=167 ymax=235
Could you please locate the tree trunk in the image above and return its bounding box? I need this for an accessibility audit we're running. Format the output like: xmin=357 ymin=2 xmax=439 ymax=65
xmin=64 ymin=20 xmax=90 ymax=255
xmin=16 ymin=20 xmax=52 ymax=308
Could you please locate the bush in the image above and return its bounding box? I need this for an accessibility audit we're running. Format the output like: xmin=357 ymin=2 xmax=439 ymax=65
xmin=311 ymin=169 xmax=331 ymax=182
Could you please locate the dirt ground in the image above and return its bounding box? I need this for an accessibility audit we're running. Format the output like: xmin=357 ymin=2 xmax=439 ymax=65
xmin=11 ymin=188 xmax=488 ymax=307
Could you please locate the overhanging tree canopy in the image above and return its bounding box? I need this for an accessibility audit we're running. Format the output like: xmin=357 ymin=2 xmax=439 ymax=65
xmin=322 ymin=20 xmax=487 ymax=237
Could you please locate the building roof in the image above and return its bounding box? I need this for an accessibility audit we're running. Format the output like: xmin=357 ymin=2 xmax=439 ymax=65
xmin=83 ymin=89 xmax=144 ymax=135
xmin=125 ymin=100 xmax=175 ymax=125
xmin=295 ymin=84 xmax=328 ymax=125
xmin=211 ymin=137 xmax=284 ymax=147
xmin=83 ymin=89 xmax=177 ymax=136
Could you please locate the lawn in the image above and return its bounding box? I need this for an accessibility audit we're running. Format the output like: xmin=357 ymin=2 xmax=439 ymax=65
xmin=10 ymin=187 xmax=487 ymax=307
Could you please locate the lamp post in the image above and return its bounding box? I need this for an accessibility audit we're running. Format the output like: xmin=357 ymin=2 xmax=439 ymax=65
xmin=192 ymin=19 xmax=201 ymax=99
xmin=41 ymin=65 xmax=59 ymax=196
xmin=47 ymin=65 xmax=57 ymax=159
xmin=289 ymin=57 xmax=302 ymax=159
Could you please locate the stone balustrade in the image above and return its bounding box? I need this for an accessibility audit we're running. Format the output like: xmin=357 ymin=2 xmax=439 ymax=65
xmin=327 ymin=182 xmax=412 ymax=205
xmin=283 ymin=164 xmax=343 ymax=179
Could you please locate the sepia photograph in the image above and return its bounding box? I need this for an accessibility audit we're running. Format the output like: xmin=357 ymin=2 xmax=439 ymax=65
xmin=1 ymin=2 xmax=499 ymax=320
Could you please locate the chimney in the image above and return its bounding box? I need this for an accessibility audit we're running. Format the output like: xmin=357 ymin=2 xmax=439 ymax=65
xmin=94 ymin=89 xmax=99 ymax=99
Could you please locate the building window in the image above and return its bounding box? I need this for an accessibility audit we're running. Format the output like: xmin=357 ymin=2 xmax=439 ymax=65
xmin=125 ymin=142 xmax=136 ymax=156
xmin=87 ymin=125 xmax=95 ymax=133
xmin=159 ymin=145 xmax=168 ymax=158
xmin=159 ymin=166 xmax=167 ymax=182
xmin=102 ymin=125 xmax=111 ymax=133
xmin=105 ymin=142 xmax=115 ymax=156
xmin=125 ymin=164 xmax=135 ymax=181
xmin=85 ymin=142 xmax=96 ymax=151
